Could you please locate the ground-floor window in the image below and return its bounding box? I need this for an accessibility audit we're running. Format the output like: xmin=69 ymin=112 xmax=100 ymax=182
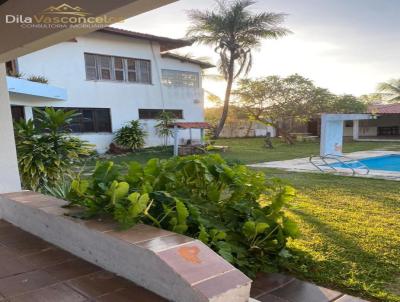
xmin=11 ymin=105 xmax=25 ymax=122
xmin=34 ymin=107 xmax=112 ymax=133
xmin=138 ymin=109 xmax=183 ymax=120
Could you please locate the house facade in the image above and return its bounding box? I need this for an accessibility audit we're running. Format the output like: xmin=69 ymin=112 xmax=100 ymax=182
xmin=6 ymin=27 xmax=213 ymax=153
xmin=343 ymin=103 xmax=400 ymax=138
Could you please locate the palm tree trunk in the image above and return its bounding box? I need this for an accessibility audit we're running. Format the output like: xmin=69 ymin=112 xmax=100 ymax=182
xmin=214 ymin=56 xmax=235 ymax=139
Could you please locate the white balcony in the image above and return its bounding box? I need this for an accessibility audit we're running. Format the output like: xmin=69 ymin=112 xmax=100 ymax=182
xmin=6 ymin=76 xmax=67 ymax=100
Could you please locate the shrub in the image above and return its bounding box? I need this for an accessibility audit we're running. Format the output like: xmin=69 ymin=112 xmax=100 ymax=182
xmin=68 ymin=154 xmax=298 ymax=276
xmin=114 ymin=120 xmax=146 ymax=151
xmin=27 ymin=75 xmax=48 ymax=84
xmin=7 ymin=71 xmax=24 ymax=78
xmin=14 ymin=108 xmax=92 ymax=191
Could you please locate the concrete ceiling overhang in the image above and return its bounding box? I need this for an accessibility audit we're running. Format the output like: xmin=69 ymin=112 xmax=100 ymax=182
xmin=0 ymin=0 xmax=176 ymax=62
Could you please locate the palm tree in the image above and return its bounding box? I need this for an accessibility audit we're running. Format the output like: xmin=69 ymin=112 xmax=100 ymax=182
xmin=377 ymin=79 xmax=400 ymax=103
xmin=186 ymin=0 xmax=290 ymax=138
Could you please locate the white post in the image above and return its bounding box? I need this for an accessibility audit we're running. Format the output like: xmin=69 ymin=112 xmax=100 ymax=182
xmin=353 ymin=120 xmax=359 ymax=140
xmin=189 ymin=128 xmax=192 ymax=142
xmin=173 ymin=125 xmax=179 ymax=156
xmin=0 ymin=65 xmax=21 ymax=193
xmin=320 ymin=114 xmax=344 ymax=156
xmin=200 ymin=128 xmax=204 ymax=145
xmin=24 ymin=106 xmax=34 ymax=121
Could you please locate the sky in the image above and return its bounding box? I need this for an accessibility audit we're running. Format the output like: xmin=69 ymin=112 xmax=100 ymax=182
xmin=115 ymin=0 xmax=400 ymax=106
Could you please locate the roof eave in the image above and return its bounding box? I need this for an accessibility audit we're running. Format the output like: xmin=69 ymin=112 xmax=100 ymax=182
xmin=161 ymin=52 xmax=215 ymax=69
xmin=98 ymin=27 xmax=192 ymax=51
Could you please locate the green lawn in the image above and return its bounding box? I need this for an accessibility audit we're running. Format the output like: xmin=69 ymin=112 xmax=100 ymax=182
xmin=90 ymin=138 xmax=400 ymax=166
xmin=90 ymin=138 xmax=400 ymax=301
xmin=260 ymin=168 xmax=400 ymax=302
xmin=216 ymin=137 xmax=400 ymax=164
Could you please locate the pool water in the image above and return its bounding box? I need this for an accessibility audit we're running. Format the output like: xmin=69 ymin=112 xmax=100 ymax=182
xmin=330 ymin=155 xmax=400 ymax=172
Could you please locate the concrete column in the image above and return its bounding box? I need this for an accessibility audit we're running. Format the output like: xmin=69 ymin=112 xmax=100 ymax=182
xmin=0 ymin=64 xmax=21 ymax=193
xmin=353 ymin=120 xmax=359 ymax=140
xmin=200 ymin=128 xmax=204 ymax=145
xmin=320 ymin=114 xmax=344 ymax=156
xmin=173 ymin=126 xmax=179 ymax=156
xmin=24 ymin=106 xmax=34 ymax=121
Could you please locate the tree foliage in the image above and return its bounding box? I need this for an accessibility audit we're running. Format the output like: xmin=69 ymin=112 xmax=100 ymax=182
xmin=155 ymin=111 xmax=176 ymax=147
xmin=377 ymin=79 xmax=400 ymax=103
xmin=186 ymin=0 xmax=290 ymax=138
xmin=234 ymin=74 xmax=367 ymax=143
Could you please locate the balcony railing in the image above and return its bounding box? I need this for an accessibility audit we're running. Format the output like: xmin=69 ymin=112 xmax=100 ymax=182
xmin=6 ymin=76 xmax=67 ymax=100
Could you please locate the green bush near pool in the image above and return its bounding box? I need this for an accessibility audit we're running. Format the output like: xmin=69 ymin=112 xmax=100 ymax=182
xmin=68 ymin=154 xmax=298 ymax=276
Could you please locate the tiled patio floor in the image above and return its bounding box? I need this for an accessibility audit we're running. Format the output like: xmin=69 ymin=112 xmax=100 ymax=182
xmin=0 ymin=218 xmax=370 ymax=302
xmin=251 ymin=273 xmax=369 ymax=302
xmin=0 ymin=220 xmax=167 ymax=301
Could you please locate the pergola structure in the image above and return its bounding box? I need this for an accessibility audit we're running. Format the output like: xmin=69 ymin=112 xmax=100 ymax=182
xmin=170 ymin=122 xmax=210 ymax=156
xmin=320 ymin=113 xmax=373 ymax=156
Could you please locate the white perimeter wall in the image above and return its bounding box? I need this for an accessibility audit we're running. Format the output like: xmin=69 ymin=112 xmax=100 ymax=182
xmin=10 ymin=32 xmax=205 ymax=153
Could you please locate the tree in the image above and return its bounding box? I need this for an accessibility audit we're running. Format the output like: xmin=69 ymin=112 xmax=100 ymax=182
xmin=330 ymin=94 xmax=367 ymax=114
xmin=235 ymin=75 xmax=332 ymax=144
xmin=186 ymin=0 xmax=290 ymax=138
xmin=155 ymin=111 xmax=176 ymax=147
xmin=377 ymin=79 xmax=400 ymax=103
xmin=358 ymin=93 xmax=383 ymax=104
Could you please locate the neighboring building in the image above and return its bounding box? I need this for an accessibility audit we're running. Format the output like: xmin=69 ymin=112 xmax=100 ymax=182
xmin=343 ymin=103 xmax=400 ymax=139
xmin=219 ymin=121 xmax=275 ymax=138
xmin=254 ymin=103 xmax=400 ymax=140
xmin=6 ymin=27 xmax=213 ymax=153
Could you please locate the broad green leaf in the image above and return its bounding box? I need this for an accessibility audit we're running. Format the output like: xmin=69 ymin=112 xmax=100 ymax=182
xmin=198 ymin=225 xmax=209 ymax=244
xmin=107 ymin=181 xmax=129 ymax=204
xmin=128 ymin=192 xmax=150 ymax=218
xmin=256 ymin=222 xmax=269 ymax=234
xmin=242 ymin=221 xmax=256 ymax=238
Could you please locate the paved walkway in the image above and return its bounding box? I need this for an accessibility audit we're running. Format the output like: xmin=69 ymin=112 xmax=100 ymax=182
xmin=0 ymin=220 xmax=166 ymax=301
xmin=249 ymin=150 xmax=400 ymax=181
xmin=0 ymin=219 xmax=370 ymax=302
xmin=251 ymin=273 xmax=369 ymax=302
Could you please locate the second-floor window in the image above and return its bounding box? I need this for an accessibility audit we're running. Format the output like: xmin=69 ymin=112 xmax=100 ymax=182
xmin=161 ymin=69 xmax=199 ymax=88
xmin=84 ymin=53 xmax=151 ymax=84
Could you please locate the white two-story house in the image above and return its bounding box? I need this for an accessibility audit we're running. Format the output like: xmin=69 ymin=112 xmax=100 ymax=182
xmin=6 ymin=27 xmax=213 ymax=153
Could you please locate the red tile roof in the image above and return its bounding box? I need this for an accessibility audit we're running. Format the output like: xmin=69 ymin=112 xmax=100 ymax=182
xmin=170 ymin=122 xmax=211 ymax=129
xmin=368 ymin=103 xmax=400 ymax=114
xmin=97 ymin=27 xmax=192 ymax=51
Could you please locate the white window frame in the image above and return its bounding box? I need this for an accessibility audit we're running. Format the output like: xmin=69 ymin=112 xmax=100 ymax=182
xmin=161 ymin=69 xmax=200 ymax=88
xmin=84 ymin=53 xmax=151 ymax=84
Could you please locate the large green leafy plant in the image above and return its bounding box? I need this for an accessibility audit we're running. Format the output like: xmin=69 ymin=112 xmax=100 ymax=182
xmin=114 ymin=120 xmax=146 ymax=151
xmin=14 ymin=108 xmax=92 ymax=191
xmin=69 ymin=154 xmax=298 ymax=276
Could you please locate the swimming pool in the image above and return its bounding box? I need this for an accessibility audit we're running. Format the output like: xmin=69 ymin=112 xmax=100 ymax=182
xmin=330 ymin=154 xmax=400 ymax=172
